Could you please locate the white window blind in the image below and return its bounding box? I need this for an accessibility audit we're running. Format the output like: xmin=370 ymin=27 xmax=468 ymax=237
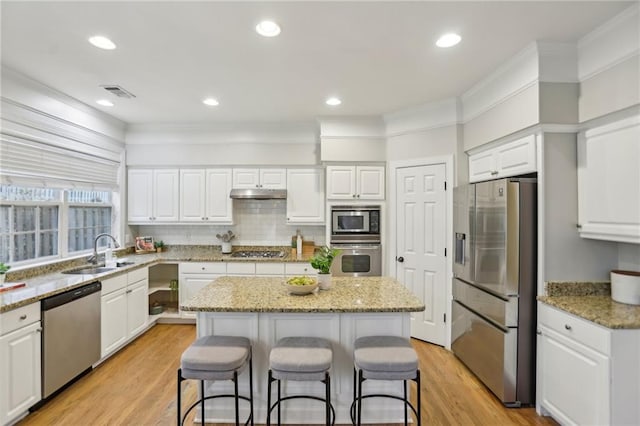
xmin=0 ymin=135 xmax=120 ymax=188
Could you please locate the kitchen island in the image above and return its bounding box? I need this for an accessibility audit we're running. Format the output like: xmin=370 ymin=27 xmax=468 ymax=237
xmin=181 ymin=276 xmax=425 ymax=424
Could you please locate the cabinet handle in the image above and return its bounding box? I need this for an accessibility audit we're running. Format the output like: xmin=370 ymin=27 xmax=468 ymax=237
xmin=357 ymin=194 xmax=361 ymax=198
xmin=536 ymin=330 xmax=542 ymax=335
xmin=149 ymin=217 xmax=153 ymax=220
xmin=126 ymin=289 xmax=132 ymax=294
xmin=202 ymin=267 xmax=206 ymax=270
xmin=352 ymin=194 xmax=356 ymax=198
xmin=19 ymin=314 xmax=27 ymax=320
xmin=576 ymin=224 xmax=582 ymax=229
xmin=37 ymin=328 xmax=42 ymax=333
xmin=490 ymin=171 xmax=499 ymax=176
xmin=564 ymin=324 xmax=572 ymax=330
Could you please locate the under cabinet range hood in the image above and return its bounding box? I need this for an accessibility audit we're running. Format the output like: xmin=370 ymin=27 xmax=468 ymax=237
xmin=229 ymin=188 xmax=287 ymax=200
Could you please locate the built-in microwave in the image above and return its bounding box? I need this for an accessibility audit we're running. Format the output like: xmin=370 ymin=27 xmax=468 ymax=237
xmin=331 ymin=205 xmax=380 ymax=244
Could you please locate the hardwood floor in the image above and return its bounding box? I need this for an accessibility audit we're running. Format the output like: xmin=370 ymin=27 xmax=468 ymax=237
xmin=19 ymin=324 xmax=557 ymax=426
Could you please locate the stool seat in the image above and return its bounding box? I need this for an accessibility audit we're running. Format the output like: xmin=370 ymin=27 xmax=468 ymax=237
xmin=354 ymin=335 xmax=418 ymax=380
xmin=181 ymin=335 xmax=251 ymax=380
xmin=270 ymin=336 xmax=332 ymax=381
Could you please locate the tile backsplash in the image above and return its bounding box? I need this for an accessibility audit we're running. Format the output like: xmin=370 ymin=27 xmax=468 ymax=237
xmin=134 ymin=199 xmax=326 ymax=246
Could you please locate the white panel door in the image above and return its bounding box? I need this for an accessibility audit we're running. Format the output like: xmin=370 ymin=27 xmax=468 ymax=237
xmin=286 ymin=169 xmax=325 ymax=224
xmin=127 ymin=280 xmax=148 ymax=338
xmin=326 ymin=166 xmax=356 ymax=199
xmin=396 ymin=164 xmax=447 ymax=345
xmin=153 ymin=169 xmax=179 ymax=221
xmin=206 ymin=169 xmax=233 ymax=223
xmin=101 ymin=289 xmax=128 ymax=357
xmin=0 ymin=322 xmax=41 ymax=425
xmin=357 ymin=166 xmax=385 ymax=199
xmin=260 ymin=169 xmax=287 ymax=189
xmin=127 ymin=169 xmax=153 ymax=222
xmin=180 ymin=169 xmax=206 ymax=222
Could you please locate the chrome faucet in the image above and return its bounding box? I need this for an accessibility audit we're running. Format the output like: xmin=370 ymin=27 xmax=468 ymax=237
xmin=88 ymin=233 xmax=120 ymax=265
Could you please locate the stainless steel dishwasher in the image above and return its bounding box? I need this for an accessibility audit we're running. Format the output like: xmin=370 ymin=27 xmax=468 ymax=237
xmin=41 ymin=281 xmax=102 ymax=399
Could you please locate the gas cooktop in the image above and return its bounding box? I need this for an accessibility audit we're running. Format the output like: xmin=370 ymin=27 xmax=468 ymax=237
xmin=229 ymin=250 xmax=286 ymax=258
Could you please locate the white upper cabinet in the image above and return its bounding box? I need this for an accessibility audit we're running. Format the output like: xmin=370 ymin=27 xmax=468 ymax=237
xmin=578 ymin=115 xmax=640 ymax=244
xmin=180 ymin=169 xmax=233 ymax=223
xmin=128 ymin=169 xmax=179 ymax=223
xmin=326 ymin=165 xmax=384 ymax=200
xmin=232 ymin=168 xmax=286 ymax=189
xmin=468 ymin=134 xmax=537 ymax=182
xmin=286 ymin=168 xmax=325 ymax=224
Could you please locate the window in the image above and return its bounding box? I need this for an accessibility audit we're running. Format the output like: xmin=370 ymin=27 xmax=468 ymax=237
xmin=68 ymin=190 xmax=112 ymax=253
xmin=0 ymin=185 xmax=114 ymax=264
xmin=0 ymin=187 xmax=61 ymax=263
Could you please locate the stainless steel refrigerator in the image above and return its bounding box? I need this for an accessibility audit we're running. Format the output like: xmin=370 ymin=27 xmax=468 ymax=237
xmin=451 ymin=178 xmax=537 ymax=407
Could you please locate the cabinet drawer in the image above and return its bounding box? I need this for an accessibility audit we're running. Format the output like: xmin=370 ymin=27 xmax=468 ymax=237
xmin=539 ymin=303 xmax=610 ymax=355
xmin=256 ymin=263 xmax=285 ymax=275
xmin=226 ymin=262 xmax=255 ymax=275
xmin=285 ymin=263 xmax=314 ymax=275
xmin=102 ymin=274 xmax=127 ymax=296
xmin=127 ymin=267 xmax=148 ymax=284
xmin=0 ymin=303 xmax=40 ymax=335
xmin=180 ymin=262 xmax=226 ymax=274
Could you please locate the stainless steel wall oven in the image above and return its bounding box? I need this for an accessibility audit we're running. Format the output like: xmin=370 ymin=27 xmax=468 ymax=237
xmin=330 ymin=205 xmax=382 ymax=276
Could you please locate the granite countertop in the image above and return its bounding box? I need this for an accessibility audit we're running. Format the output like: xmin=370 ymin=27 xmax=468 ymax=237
xmin=0 ymin=245 xmax=316 ymax=313
xmin=538 ymin=281 xmax=640 ymax=329
xmin=180 ymin=276 xmax=426 ymax=313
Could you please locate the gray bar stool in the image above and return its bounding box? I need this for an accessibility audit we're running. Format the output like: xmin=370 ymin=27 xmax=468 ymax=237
xmin=351 ymin=335 xmax=421 ymax=426
xmin=177 ymin=335 xmax=254 ymax=426
xmin=267 ymin=336 xmax=335 ymax=426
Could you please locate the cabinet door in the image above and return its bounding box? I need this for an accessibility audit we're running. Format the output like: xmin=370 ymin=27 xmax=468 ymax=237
xmin=206 ymin=169 xmax=233 ymax=223
xmin=356 ymin=166 xmax=385 ymax=199
xmin=127 ymin=169 xmax=154 ymax=222
xmin=326 ymin=166 xmax=356 ymax=199
xmin=538 ymin=326 xmax=610 ymax=425
xmin=233 ymin=169 xmax=260 ymax=188
xmin=578 ymin=115 xmax=640 ymax=243
xmin=0 ymin=322 xmax=41 ymax=425
xmin=179 ymin=275 xmax=222 ymax=318
xmin=101 ymin=289 xmax=128 ymax=358
xmin=286 ymin=169 xmax=325 ymax=224
xmin=127 ymin=280 xmax=149 ymax=338
xmin=180 ymin=169 xmax=206 ymax=222
xmin=260 ymin=169 xmax=287 ymax=189
xmin=153 ymin=169 xmax=179 ymax=222
xmin=495 ymin=135 xmax=536 ymax=177
xmin=468 ymin=151 xmax=496 ymax=183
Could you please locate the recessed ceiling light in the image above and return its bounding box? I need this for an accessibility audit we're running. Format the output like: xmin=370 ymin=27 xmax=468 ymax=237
xmin=436 ymin=33 xmax=461 ymax=48
xmin=96 ymin=99 xmax=114 ymax=107
xmin=89 ymin=35 xmax=116 ymax=50
xmin=326 ymin=97 xmax=342 ymax=106
xmin=256 ymin=20 xmax=281 ymax=37
xmin=202 ymin=98 xmax=219 ymax=107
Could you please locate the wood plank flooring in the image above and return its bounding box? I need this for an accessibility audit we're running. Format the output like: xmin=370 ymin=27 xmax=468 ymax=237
xmin=18 ymin=324 xmax=557 ymax=426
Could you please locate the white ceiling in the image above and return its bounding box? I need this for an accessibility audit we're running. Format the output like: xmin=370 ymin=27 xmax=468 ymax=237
xmin=0 ymin=1 xmax=633 ymax=125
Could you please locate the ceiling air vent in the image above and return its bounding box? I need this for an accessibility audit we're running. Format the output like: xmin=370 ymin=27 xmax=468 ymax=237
xmin=100 ymin=85 xmax=136 ymax=99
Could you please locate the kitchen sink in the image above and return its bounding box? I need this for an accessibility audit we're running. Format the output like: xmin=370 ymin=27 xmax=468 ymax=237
xmin=230 ymin=250 xmax=286 ymax=259
xmin=63 ymin=266 xmax=118 ymax=275
xmin=62 ymin=261 xmax=135 ymax=275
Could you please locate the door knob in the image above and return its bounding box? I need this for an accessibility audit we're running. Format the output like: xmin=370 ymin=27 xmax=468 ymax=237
xmin=397 ymin=256 xmax=404 ymax=263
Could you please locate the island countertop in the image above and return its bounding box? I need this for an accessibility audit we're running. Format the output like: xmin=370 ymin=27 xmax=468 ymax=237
xmin=180 ymin=276 xmax=425 ymax=313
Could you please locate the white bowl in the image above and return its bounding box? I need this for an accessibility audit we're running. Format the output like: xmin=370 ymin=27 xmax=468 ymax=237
xmin=611 ymin=270 xmax=640 ymax=305
xmin=286 ymin=278 xmax=318 ymax=295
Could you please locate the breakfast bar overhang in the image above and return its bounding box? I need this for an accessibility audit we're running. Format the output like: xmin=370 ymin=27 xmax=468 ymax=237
xmin=181 ymin=276 xmax=425 ymax=424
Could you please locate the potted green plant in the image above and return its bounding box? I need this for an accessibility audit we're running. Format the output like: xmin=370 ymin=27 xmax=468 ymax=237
xmin=310 ymin=246 xmax=340 ymax=290
xmin=0 ymin=262 xmax=11 ymax=285
xmin=154 ymin=240 xmax=165 ymax=253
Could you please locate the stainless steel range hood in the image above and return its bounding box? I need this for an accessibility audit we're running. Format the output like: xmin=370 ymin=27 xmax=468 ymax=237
xmin=229 ymin=188 xmax=287 ymax=200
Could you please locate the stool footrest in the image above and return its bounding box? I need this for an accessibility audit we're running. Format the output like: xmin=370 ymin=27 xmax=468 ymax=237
xmin=181 ymin=394 xmax=253 ymax=426
xmin=267 ymin=395 xmax=336 ymax=425
xmin=349 ymin=394 xmax=419 ymax=425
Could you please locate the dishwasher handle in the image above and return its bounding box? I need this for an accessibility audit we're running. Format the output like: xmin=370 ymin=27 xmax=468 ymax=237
xmin=41 ymin=281 xmax=102 ymax=311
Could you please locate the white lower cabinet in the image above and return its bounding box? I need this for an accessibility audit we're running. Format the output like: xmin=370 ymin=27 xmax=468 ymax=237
xmin=538 ymin=303 xmax=640 ymax=425
xmin=101 ymin=268 xmax=149 ymax=358
xmin=0 ymin=303 xmax=42 ymax=425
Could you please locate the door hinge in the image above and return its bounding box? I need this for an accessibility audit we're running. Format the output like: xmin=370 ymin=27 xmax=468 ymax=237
xmin=444 ymin=248 xmax=447 ymax=257
xmin=444 ymin=181 xmax=447 ymax=190
xmin=443 ymin=313 xmax=447 ymax=323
